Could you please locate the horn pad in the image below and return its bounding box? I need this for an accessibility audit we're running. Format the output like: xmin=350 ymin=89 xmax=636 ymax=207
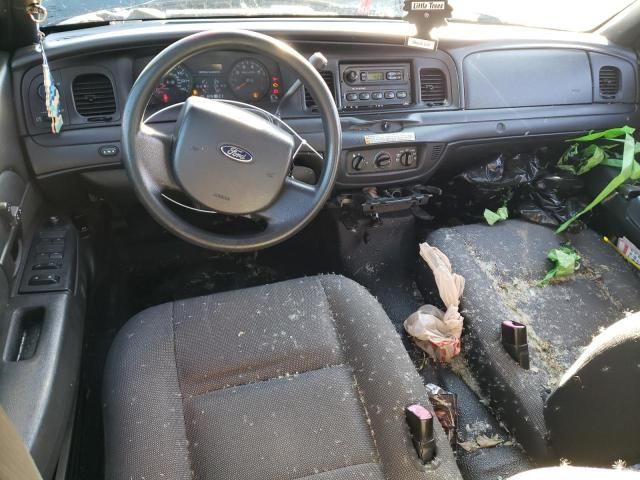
xmin=172 ymin=97 xmax=295 ymax=214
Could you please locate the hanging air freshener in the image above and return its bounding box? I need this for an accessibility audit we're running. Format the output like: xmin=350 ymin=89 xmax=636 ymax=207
xmin=27 ymin=2 xmax=63 ymax=134
xmin=403 ymin=0 xmax=453 ymax=50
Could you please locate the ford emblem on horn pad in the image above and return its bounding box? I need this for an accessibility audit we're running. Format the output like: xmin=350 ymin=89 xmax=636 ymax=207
xmin=219 ymin=144 xmax=254 ymax=163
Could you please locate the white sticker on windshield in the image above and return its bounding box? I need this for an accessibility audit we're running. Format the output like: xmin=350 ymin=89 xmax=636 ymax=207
xmin=364 ymin=132 xmax=416 ymax=145
xmin=410 ymin=1 xmax=445 ymax=10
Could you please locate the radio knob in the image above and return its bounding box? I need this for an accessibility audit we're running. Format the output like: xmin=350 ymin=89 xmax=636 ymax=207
xmin=351 ymin=154 xmax=366 ymax=171
xmin=399 ymin=150 xmax=415 ymax=167
xmin=374 ymin=152 xmax=392 ymax=168
xmin=344 ymin=70 xmax=358 ymax=84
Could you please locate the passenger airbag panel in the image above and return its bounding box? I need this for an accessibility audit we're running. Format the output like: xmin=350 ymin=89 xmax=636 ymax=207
xmin=464 ymin=49 xmax=592 ymax=109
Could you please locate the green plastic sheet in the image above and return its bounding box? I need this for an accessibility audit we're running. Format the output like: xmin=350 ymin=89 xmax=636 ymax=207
xmin=556 ymin=126 xmax=640 ymax=233
xmin=540 ymin=245 xmax=581 ymax=286
xmin=483 ymin=206 xmax=508 ymax=225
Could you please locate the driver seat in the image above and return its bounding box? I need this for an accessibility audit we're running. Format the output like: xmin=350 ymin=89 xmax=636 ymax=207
xmin=102 ymin=275 xmax=461 ymax=480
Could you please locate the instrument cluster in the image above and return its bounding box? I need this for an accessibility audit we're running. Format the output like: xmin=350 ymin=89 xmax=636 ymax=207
xmin=140 ymin=53 xmax=284 ymax=114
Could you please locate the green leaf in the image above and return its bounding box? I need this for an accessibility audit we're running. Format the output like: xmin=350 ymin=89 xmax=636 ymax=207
xmin=539 ymin=245 xmax=581 ymax=286
xmin=484 ymin=206 xmax=508 ymax=225
xmin=557 ymin=131 xmax=640 ymax=233
xmin=557 ymin=143 xmax=606 ymax=175
xmin=568 ymin=126 xmax=635 ymax=142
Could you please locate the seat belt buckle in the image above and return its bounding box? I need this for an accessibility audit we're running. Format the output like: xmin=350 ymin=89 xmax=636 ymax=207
xmin=501 ymin=320 xmax=530 ymax=369
xmin=405 ymin=404 xmax=436 ymax=463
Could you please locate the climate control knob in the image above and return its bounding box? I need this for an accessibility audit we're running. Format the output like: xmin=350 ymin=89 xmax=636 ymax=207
xmin=399 ymin=150 xmax=416 ymax=167
xmin=374 ymin=152 xmax=392 ymax=168
xmin=351 ymin=154 xmax=366 ymax=171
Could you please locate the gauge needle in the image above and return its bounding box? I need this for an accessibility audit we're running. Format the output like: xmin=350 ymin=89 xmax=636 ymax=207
xmin=233 ymin=82 xmax=248 ymax=91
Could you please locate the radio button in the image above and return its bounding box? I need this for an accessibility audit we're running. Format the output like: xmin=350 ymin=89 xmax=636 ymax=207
xmin=386 ymin=71 xmax=403 ymax=80
xmin=360 ymin=72 xmax=367 ymax=81
xmin=359 ymin=92 xmax=371 ymax=100
xmin=384 ymin=91 xmax=396 ymax=99
xmin=346 ymin=93 xmax=358 ymax=101
xmin=371 ymin=92 xmax=383 ymax=100
xmin=396 ymin=91 xmax=408 ymax=99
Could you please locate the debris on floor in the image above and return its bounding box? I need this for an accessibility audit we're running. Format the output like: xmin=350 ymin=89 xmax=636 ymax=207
xmin=426 ymin=383 xmax=458 ymax=448
xmin=404 ymin=243 xmax=465 ymax=362
xmin=458 ymin=420 xmax=510 ymax=452
xmin=484 ymin=206 xmax=509 ymax=225
xmin=540 ymin=245 xmax=581 ymax=286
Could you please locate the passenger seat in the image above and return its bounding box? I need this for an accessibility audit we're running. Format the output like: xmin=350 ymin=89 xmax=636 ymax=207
xmin=419 ymin=220 xmax=640 ymax=465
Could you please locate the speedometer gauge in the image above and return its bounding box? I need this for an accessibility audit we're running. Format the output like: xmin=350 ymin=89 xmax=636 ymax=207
xmin=228 ymin=59 xmax=270 ymax=102
xmin=152 ymin=64 xmax=193 ymax=107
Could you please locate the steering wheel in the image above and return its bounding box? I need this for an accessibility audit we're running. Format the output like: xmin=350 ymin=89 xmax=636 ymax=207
xmin=121 ymin=30 xmax=341 ymax=252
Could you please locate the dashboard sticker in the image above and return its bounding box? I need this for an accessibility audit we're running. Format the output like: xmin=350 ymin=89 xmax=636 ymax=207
xmin=364 ymin=132 xmax=416 ymax=145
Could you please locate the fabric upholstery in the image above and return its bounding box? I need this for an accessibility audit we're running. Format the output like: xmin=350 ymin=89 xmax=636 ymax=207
xmin=545 ymin=313 xmax=640 ymax=465
xmin=103 ymin=275 xmax=462 ymax=480
xmin=423 ymin=221 xmax=640 ymax=462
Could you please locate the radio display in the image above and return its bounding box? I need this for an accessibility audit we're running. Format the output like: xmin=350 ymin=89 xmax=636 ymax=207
xmin=366 ymin=71 xmax=385 ymax=81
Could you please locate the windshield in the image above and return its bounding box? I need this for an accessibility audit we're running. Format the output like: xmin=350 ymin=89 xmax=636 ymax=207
xmin=45 ymin=0 xmax=635 ymax=32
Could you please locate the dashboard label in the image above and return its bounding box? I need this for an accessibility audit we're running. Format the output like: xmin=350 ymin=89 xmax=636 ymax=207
xmin=410 ymin=1 xmax=445 ymax=10
xmin=364 ymin=132 xmax=416 ymax=145
xmin=407 ymin=37 xmax=437 ymax=50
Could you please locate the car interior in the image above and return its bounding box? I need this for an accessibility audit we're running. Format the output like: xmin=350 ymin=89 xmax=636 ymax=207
xmin=0 ymin=0 xmax=640 ymax=479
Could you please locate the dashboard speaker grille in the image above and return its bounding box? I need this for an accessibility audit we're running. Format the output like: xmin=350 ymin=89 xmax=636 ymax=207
xmin=72 ymin=74 xmax=116 ymax=118
xmin=599 ymin=66 xmax=620 ymax=99
xmin=305 ymin=71 xmax=336 ymax=110
xmin=420 ymin=68 xmax=447 ymax=105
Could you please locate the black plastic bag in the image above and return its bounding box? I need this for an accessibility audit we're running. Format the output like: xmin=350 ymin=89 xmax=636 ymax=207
xmin=516 ymin=173 xmax=588 ymax=231
xmin=458 ymin=153 xmax=544 ymax=193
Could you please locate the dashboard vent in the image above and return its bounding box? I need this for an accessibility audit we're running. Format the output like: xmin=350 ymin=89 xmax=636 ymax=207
xmin=420 ymin=68 xmax=447 ymax=105
xmin=430 ymin=143 xmax=445 ymax=163
xmin=72 ymin=74 xmax=116 ymax=118
xmin=599 ymin=66 xmax=620 ymax=99
xmin=305 ymin=71 xmax=336 ymax=110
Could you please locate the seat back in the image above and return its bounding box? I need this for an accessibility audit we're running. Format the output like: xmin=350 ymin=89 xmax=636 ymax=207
xmin=544 ymin=313 xmax=640 ymax=466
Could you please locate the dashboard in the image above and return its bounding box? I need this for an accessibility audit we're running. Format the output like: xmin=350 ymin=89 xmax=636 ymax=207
xmin=11 ymin=19 xmax=640 ymax=191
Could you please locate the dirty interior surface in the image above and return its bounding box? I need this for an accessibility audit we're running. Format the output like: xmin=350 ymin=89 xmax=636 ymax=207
xmin=69 ymin=205 xmax=535 ymax=480
xmin=422 ymin=219 xmax=640 ymax=463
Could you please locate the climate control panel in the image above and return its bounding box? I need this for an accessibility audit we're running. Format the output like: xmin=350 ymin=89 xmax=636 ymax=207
xmin=347 ymin=146 xmax=418 ymax=174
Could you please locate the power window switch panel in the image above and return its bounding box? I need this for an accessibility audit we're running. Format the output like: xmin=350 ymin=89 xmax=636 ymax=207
xmin=28 ymin=274 xmax=60 ymax=286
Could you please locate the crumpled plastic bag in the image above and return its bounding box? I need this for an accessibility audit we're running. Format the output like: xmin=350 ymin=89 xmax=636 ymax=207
xmin=539 ymin=245 xmax=581 ymax=286
xmin=516 ymin=173 xmax=587 ymax=231
xmin=405 ymin=243 xmax=465 ymax=362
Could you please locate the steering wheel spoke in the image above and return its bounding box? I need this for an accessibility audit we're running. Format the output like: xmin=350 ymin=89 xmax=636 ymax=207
xmin=135 ymin=124 xmax=178 ymax=193
xmin=258 ymin=177 xmax=318 ymax=225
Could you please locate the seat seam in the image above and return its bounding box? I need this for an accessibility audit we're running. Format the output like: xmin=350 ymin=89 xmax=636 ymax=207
xmin=316 ymin=277 xmax=383 ymax=467
xmin=185 ymin=363 xmax=348 ymax=399
xmin=170 ymin=300 xmax=196 ymax=480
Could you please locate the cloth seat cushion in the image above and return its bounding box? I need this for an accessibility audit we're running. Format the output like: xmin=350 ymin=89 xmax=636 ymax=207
xmin=103 ymin=275 xmax=461 ymax=480
xmin=423 ymin=220 xmax=640 ymax=461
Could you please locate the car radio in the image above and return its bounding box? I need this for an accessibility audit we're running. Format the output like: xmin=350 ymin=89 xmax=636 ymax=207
xmin=339 ymin=63 xmax=412 ymax=110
